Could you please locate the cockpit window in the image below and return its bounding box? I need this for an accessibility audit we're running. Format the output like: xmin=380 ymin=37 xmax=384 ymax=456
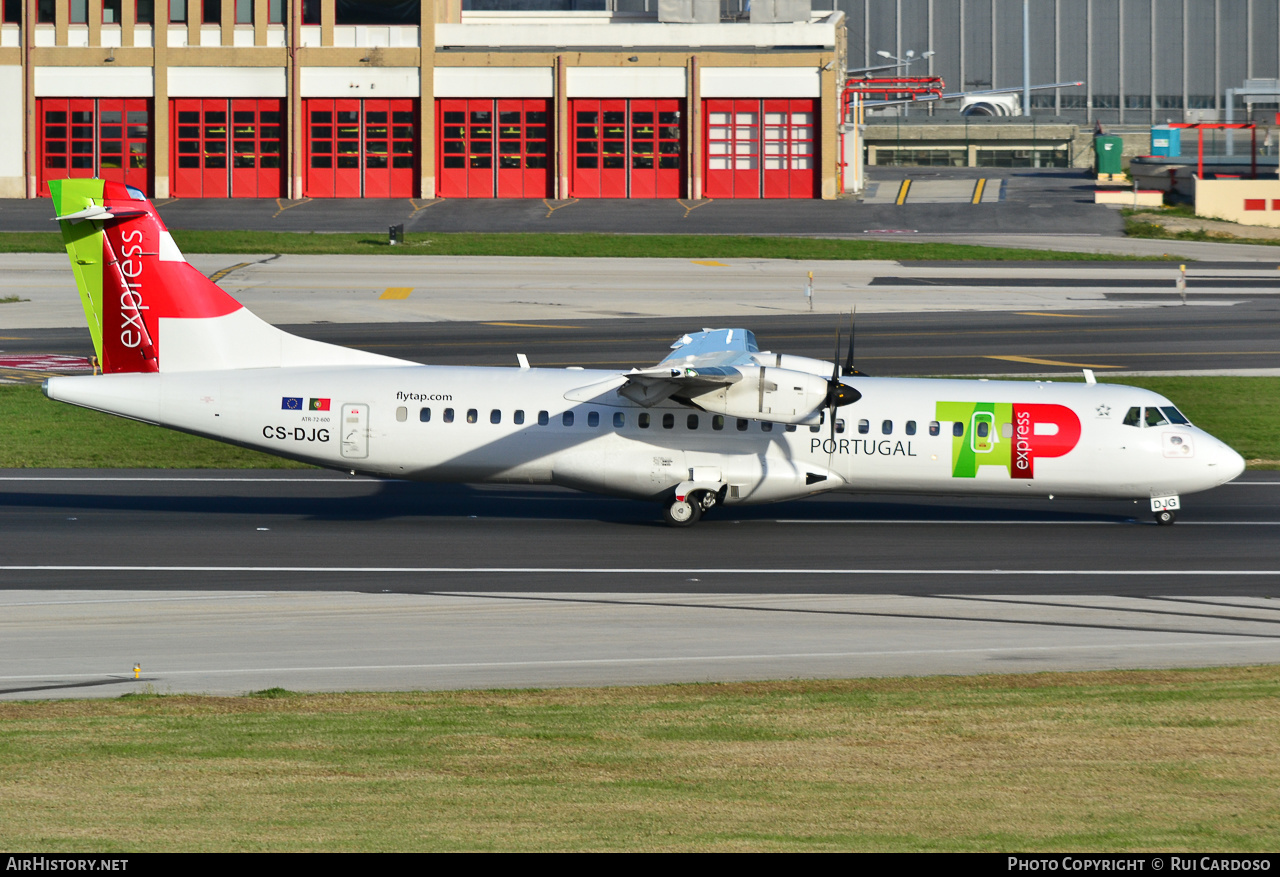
xmin=1144 ymin=407 xmax=1169 ymax=427
xmin=1161 ymin=406 xmax=1190 ymax=425
xmin=1122 ymin=406 xmax=1141 ymax=427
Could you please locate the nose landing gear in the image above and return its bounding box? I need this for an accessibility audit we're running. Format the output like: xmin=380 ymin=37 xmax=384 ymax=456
xmin=1151 ymin=494 xmax=1180 ymax=526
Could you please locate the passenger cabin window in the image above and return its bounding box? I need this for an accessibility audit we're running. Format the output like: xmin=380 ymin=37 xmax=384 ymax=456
xmin=587 ymin=411 xmax=600 ymax=427
xmin=614 ymin=412 xmax=625 ymax=428
xmin=858 ymin=419 xmax=870 ymax=434
xmin=688 ymin=415 xmax=699 ymax=429
xmin=712 ymin=415 xmax=724 ymax=431
xmin=639 ymin=413 xmax=651 ymax=429
xmin=443 ymin=408 xmax=455 ymax=423
xmin=1001 ymin=422 xmax=1013 ymax=438
xmin=785 ymin=424 xmax=796 ymax=433
xmin=952 ymin=422 xmax=964 ymax=437
xmin=761 ymin=422 xmax=773 ymax=432
xmin=836 ymin=419 xmax=846 ymax=434
xmin=396 ymin=406 xmax=407 ymax=422
xmin=420 ymin=407 xmax=431 ymax=422
xmin=490 ymin=409 xmax=501 ymax=424
xmin=514 ymin=410 xmax=525 ymax=425
xmin=538 ymin=410 xmax=549 ymax=426
xmin=929 ymin=421 xmax=940 ymax=436
xmin=562 ymin=411 xmax=574 ymax=427
xmin=882 ymin=420 xmax=893 ymax=435
xmin=467 ymin=409 xmax=478 ymax=423
xmin=736 ymin=419 xmax=748 ymax=432
xmin=976 ymin=421 xmax=989 ymax=438
xmin=905 ymin=420 xmax=916 ymax=436
xmin=662 ymin=413 xmax=675 ymax=429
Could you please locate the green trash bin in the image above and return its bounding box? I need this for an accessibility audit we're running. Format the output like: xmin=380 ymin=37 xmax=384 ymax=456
xmin=1095 ymin=134 xmax=1125 ymax=176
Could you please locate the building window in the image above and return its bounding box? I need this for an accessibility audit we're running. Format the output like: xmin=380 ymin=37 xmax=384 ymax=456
xmin=4 ymin=0 xmax=22 ymax=23
xmin=103 ymin=0 xmax=122 ymax=23
xmin=170 ymin=0 xmax=187 ymax=22
xmin=302 ymin=0 xmax=320 ymax=24
xmin=236 ymin=0 xmax=252 ymax=23
xmin=269 ymin=0 xmax=284 ymax=22
xmin=336 ymin=0 xmax=421 ymax=24
xmin=204 ymin=0 xmax=222 ymax=24
xmin=71 ymin=0 xmax=88 ymax=23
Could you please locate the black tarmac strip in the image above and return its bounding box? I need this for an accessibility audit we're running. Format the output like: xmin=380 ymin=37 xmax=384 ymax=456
xmin=0 ymin=169 xmax=1120 ymax=236
xmin=1 ymin=471 xmax=1278 ymax=598
xmin=7 ymin=302 xmax=1280 ymax=375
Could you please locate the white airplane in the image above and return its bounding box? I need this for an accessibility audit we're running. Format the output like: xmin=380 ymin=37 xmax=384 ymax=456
xmin=44 ymin=179 xmax=1244 ymax=526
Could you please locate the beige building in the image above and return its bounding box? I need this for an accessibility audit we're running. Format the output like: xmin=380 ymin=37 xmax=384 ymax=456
xmin=0 ymin=0 xmax=847 ymax=200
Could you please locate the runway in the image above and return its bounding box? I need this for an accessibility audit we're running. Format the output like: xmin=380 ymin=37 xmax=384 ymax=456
xmin=3 ymin=247 xmax=1278 ymax=698
xmin=1 ymin=471 xmax=1277 ymax=698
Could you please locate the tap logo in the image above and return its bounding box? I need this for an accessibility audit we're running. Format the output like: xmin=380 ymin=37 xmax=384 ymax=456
xmin=936 ymin=402 xmax=1081 ymax=479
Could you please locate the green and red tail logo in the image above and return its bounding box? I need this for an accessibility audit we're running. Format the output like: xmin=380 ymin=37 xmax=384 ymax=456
xmin=936 ymin=402 xmax=1081 ymax=479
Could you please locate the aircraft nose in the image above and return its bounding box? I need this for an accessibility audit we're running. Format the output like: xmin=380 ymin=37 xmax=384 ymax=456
xmin=1209 ymin=439 xmax=1246 ymax=485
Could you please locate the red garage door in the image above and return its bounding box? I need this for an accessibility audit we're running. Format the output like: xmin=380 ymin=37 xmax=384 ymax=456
xmin=171 ymin=99 xmax=284 ymax=198
xmin=305 ymin=99 xmax=417 ymax=198
xmin=705 ymin=99 xmax=816 ymax=199
xmin=571 ymin=99 xmax=683 ymax=199
xmin=437 ymin=99 xmax=551 ymax=199
xmin=38 ymin=98 xmax=152 ymax=197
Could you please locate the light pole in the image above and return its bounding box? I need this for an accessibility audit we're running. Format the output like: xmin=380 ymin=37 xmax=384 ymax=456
xmin=875 ymin=49 xmax=935 ymax=117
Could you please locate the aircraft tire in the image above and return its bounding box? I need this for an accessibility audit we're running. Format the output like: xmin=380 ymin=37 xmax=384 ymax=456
xmin=664 ymin=497 xmax=702 ymax=528
xmin=1155 ymin=509 xmax=1177 ymax=526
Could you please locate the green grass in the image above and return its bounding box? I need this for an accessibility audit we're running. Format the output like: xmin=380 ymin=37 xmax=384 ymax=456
xmin=1124 ymin=210 xmax=1280 ymax=246
xmin=2 ymin=229 xmax=1176 ymax=261
xmin=4 ymin=376 xmax=1277 ymax=469
xmin=0 ymin=668 xmax=1277 ymax=851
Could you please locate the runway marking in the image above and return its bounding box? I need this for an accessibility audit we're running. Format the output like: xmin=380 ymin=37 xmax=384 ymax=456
xmin=985 ymin=354 xmax=1120 ymax=368
xmin=1014 ymin=312 xmax=1100 ymax=318
xmin=4 ymin=566 xmax=1280 ymax=576
xmin=379 ymin=287 xmax=414 ymax=300
xmin=542 ymin=198 xmax=578 ymax=218
xmin=407 ymin=198 xmax=441 ymax=217
xmin=207 ymin=262 xmax=250 ymax=284
xmin=692 ymin=260 xmax=728 ymax=267
xmin=272 ymin=197 xmax=311 ymax=219
xmin=678 ymin=197 xmax=712 ymax=218
xmin=1 ymin=638 xmax=1272 ymax=684
xmin=481 ymin=322 xmax=585 ymax=329
xmin=0 ymin=476 xmax=373 ymax=482
xmin=895 ymin=179 xmax=911 ymax=205
xmin=776 ymin=521 xmax=1280 ymax=526
xmin=0 ymin=354 xmax=91 ymax=370
xmin=971 ymin=178 xmax=986 ymax=204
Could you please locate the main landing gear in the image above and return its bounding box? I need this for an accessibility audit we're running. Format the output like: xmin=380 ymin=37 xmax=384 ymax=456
xmin=663 ymin=489 xmax=720 ymax=528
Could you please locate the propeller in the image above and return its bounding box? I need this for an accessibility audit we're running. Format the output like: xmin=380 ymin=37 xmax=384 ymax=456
xmin=824 ymin=315 xmax=862 ymax=445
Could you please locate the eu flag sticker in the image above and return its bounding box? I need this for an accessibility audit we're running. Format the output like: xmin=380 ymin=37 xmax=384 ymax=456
xmin=309 ymin=398 xmax=331 ymax=411
xmin=282 ymin=397 xmax=303 ymax=410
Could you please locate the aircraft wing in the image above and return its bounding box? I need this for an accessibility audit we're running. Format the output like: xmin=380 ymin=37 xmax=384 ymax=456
xmin=618 ymin=329 xmax=758 ymax=406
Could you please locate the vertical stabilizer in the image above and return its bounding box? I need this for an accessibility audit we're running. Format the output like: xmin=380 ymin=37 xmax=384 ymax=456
xmin=51 ymin=179 xmax=242 ymax=374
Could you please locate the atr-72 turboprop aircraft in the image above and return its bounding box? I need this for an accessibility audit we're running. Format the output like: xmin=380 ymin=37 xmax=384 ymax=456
xmin=44 ymin=179 xmax=1244 ymax=526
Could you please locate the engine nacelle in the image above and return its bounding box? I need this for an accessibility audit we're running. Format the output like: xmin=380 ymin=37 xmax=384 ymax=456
xmin=687 ymin=366 xmax=830 ymax=424
xmin=750 ymin=352 xmax=839 ymax=379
